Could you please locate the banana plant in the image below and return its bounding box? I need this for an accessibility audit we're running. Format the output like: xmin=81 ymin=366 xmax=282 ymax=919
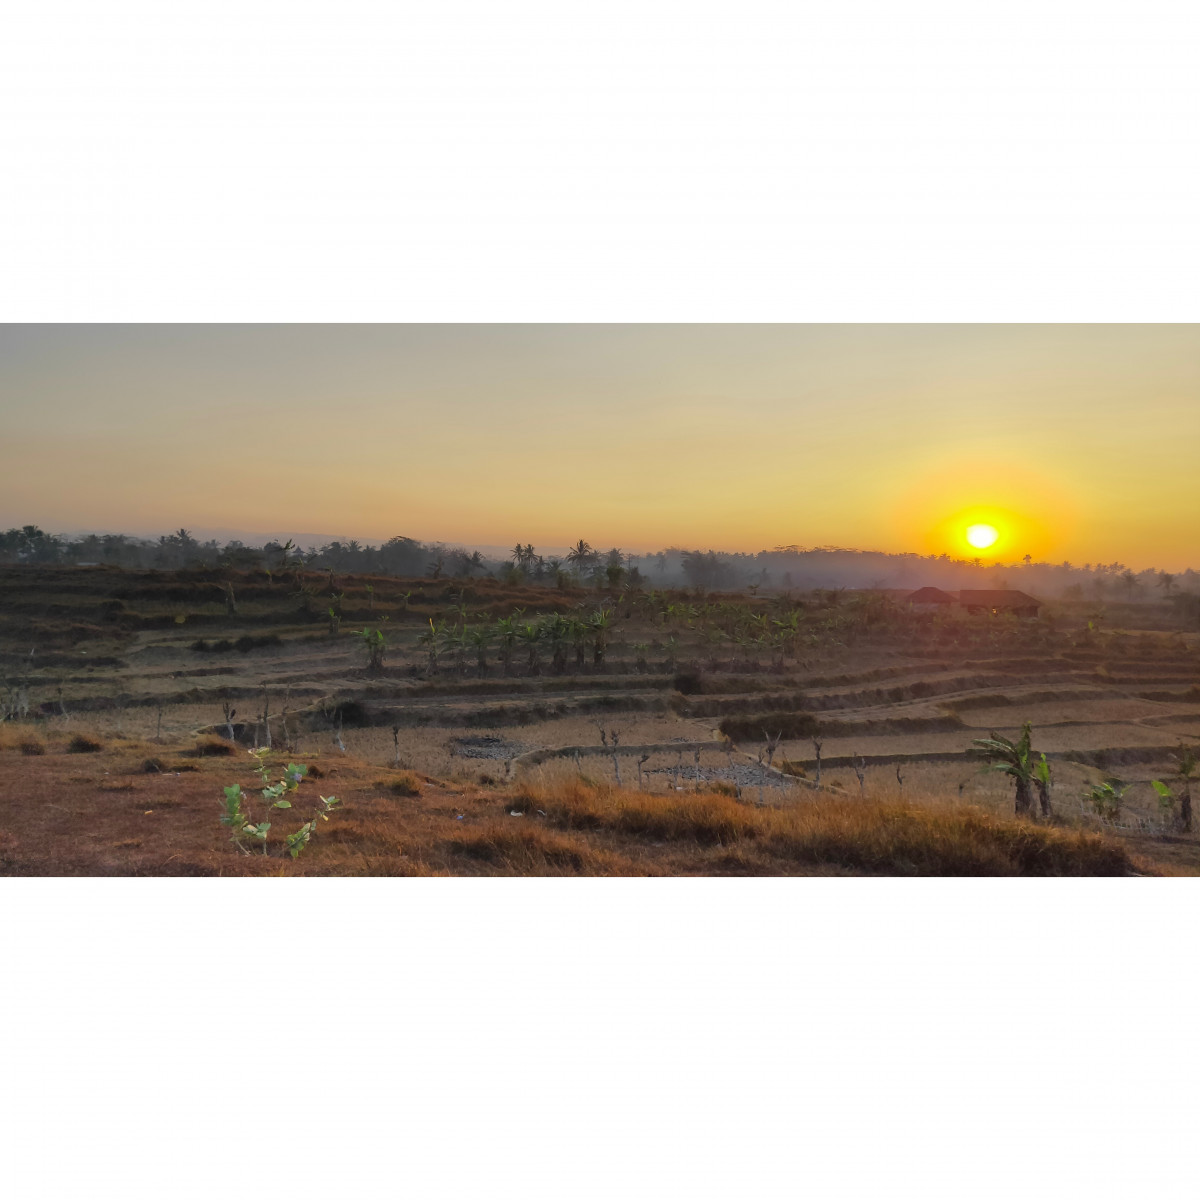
xmin=446 ymin=625 xmax=469 ymax=675
xmin=543 ymin=614 xmax=570 ymax=674
xmin=357 ymin=626 xmax=386 ymax=672
xmin=662 ymin=635 xmax=678 ymax=673
xmin=590 ymin=607 xmax=612 ymax=666
xmin=973 ymin=722 xmax=1036 ymax=816
xmin=1151 ymin=779 xmax=1175 ymax=822
xmin=569 ymin=617 xmax=590 ymax=670
xmin=516 ymin=622 xmax=542 ymax=674
xmin=465 ymin=625 xmax=491 ymax=676
xmin=417 ymin=618 xmax=446 ymax=674
xmin=1032 ymin=753 xmax=1052 ymax=817
xmin=1083 ymin=779 xmax=1126 ymax=822
xmin=494 ymin=615 xmax=519 ymax=675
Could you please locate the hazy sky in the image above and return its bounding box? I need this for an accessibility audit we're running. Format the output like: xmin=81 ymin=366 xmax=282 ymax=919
xmin=1 ymin=324 xmax=1196 ymax=569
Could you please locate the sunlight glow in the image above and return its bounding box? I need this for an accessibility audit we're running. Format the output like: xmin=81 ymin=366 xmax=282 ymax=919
xmin=966 ymin=523 xmax=999 ymax=550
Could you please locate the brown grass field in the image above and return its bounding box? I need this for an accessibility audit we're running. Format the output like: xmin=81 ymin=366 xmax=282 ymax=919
xmin=2 ymin=564 xmax=1198 ymax=875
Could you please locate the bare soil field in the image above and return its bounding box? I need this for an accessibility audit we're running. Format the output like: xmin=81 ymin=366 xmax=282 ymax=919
xmin=2 ymin=565 xmax=1198 ymax=875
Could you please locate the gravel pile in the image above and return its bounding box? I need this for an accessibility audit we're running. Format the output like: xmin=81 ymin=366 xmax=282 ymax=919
xmin=644 ymin=762 xmax=799 ymax=790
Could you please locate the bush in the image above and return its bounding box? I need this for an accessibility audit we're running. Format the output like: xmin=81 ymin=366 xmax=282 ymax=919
xmin=192 ymin=738 xmax=235 ymax=756
xmin=67 ymin=734 xmax=103 ymax=753
xmin=718 ymin=711 xmax=819 ymax=742
xmin=19 ymin=740 xmax=46 ymax=756
xmin=377 ymin=772 xmax=423 ymax=797
xmin=330 ymin=700 xmax=371 ymax=727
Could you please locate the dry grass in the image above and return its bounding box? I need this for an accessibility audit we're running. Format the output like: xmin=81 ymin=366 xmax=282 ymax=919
xmin=188 ymin=737 xmax=236 ymax=757
xmin=374 ymin=770 xmax=424 ymax=797
xmin=0 ymin=733 xmax=1165 ymax=875
xmin=436 ymin=819 xmax=638 ymax=875
xmin=504 ymin=777 xmax=1134 ymax=875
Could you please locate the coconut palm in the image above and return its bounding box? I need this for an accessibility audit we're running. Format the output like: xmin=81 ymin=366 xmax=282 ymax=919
xmin=566 ymin=539 xmax=595 ymax=577
xmin=973 ymin=722 xmax=1036 ymax=816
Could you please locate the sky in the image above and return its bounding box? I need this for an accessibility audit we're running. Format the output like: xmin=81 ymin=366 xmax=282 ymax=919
xmin=1 ymin=324 xmax=1197 ymax=570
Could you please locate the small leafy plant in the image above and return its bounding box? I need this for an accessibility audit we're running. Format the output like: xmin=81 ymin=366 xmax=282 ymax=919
xmin=357 ymin=627 xmax=386 ymax=672
xmin=1151 ymin=779 xmax=1175 ymax=819
xmin=220 ymin=748 xmax=341 ymax=858
xmin=1083 ymin=779 xmax=1126 ymax=821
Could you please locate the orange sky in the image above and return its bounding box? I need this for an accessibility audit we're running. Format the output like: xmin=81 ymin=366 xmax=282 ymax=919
xmin=1 ymin=324 xmax=1197 ymax=569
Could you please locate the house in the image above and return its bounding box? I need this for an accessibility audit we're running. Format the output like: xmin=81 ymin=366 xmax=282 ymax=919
xmin=956 ymin=589 xmax=1041 ymax=618
xmin=905 ymin=586 xmax=957 ymax=610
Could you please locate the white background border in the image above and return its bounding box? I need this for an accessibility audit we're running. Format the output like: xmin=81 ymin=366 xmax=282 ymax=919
xmin=2 ymin=3 xmax=1199 ymax=1197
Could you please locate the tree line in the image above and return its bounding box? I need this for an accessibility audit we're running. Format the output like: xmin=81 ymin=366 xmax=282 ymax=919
xmin=2 ymin=524 xmax=1198 ymax=603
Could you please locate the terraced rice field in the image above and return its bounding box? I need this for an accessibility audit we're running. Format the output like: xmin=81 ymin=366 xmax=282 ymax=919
xmin=2 ymin=565 xmax=1198 ymax=868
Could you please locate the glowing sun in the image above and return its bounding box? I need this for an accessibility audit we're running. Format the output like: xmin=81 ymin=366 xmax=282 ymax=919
xmin=966 ymin=523 xmax=999 ymax=550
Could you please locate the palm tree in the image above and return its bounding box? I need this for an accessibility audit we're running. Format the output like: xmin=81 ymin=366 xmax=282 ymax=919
xmin=973 ymin=722 xmax=1036 ymax=816
xmin=566 ymin=539 xmax=595 ymax=577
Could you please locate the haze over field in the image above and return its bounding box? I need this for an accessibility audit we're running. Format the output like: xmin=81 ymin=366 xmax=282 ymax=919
xmin=1 ymin=324 xmax=1197 ymax=570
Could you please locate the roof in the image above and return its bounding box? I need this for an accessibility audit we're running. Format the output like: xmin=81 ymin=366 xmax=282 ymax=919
xmin=957 ymin=589 xmax=1040 ymax=608
xmin=906 ymin=586 xmax=957 ymax=604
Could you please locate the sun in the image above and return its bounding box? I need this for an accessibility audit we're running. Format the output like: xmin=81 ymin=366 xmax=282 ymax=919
xmin=966 ymin=523 xmax=999 ymax=550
